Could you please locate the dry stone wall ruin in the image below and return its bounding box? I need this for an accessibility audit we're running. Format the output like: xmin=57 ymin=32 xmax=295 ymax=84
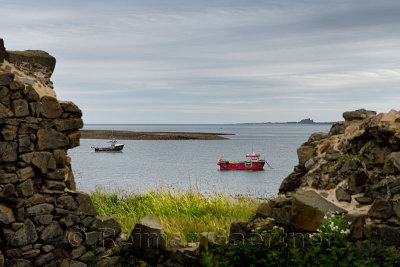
xmin=0 ymin=39 xmax=123 ymax=266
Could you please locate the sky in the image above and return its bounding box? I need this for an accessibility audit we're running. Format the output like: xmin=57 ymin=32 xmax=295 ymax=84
xmin=1 ymin=0 xmax=400 ymax=124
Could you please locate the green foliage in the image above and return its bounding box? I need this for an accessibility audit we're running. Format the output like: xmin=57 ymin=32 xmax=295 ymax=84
xmin=90 ymin=186 xmax=259 ymax=242
xmin=211 ymin=213 xmax=400 ymax=266
xmin=339 ymin=153 xmax=364 ymax=163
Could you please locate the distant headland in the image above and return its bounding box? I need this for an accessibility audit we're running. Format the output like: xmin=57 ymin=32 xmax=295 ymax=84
xmin=238 ymin=118 xmax=334 ymax=125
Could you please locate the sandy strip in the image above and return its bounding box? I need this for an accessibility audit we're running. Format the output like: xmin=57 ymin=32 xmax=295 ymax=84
xmin=80 ymin=130 xmax=232 ymax=140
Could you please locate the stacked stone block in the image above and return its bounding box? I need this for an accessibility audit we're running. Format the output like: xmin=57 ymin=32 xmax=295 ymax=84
xmin=0 ymin=40 xmax=122 ymax=267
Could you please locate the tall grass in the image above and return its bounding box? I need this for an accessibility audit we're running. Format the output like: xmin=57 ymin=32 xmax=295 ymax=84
xmin=90 ymin=186 xmax=259 ymax=242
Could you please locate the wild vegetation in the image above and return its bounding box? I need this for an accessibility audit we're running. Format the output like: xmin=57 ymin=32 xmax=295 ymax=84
xmin=206 ymin=214 xmax=400 ymax=266
xmin=90 ymin=186 xmax=259 ymax=242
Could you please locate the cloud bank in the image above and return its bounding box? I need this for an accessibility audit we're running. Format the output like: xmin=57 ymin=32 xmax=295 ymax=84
xmin=1 ymin=0 xmax=400 ymax=123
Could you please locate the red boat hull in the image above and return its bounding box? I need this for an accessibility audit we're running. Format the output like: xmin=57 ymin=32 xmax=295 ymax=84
xmin=219 ymin=162 xmax=265 ymax=170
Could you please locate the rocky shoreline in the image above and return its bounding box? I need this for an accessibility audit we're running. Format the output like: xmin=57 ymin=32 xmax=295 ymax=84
xmin=80 ymin=129 xmax=231 ymax=140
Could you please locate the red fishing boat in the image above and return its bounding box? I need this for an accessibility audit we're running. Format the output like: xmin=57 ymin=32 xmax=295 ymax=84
xmin=217 ymin=152 xmax=266 ymax=170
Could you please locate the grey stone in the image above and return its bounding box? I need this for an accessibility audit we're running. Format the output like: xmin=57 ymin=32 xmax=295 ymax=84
xmin=335 ymin=187 xmax=351 ymax=202
xmin=18 ymin=135 xmax=33 ymax=153
xmin=54 ymin=118 xmax=83 ymax=132
xmin=53 ymin=149 xmax=66 ymax=167
xmin=0 ymin=183 xmax=15 ymax=197
xmin=383 ymin=152 xmax=400 ymax=174
xmin=325 ymin=149 xmax=341 ymax=161
xmin=31 ymin=152 xmax=55 ymax=174
xmin=91 ymin=216 xmax=121 ymax=238
xmin=34 ymin=214 xmax=53 ymax=225
xmin=8 ymin=219 xmax=38 ymax=247
xmin=80 ymin=216 xmax=93 ymax=227
xmin=97 ymin=256 xmax=121 ymax=267
xmin=297 ymin=145 xmax=314 ymax=165
xmin=1 ymin=125 xmax=17 ymax=140
xmin=355 ymin=196 xmax=372 ymax=205
xmin=308 ymin=132 xmax=329 ymax=143
xmin=0 ymin=103 xmax=13 ymax=119
xmin=45 ymin=168 xmax=66 ymax=180
xmin=68 ymin=131 xmax=80 ymax=148
xmin=255 ymin=202 xmax=271 ymax=218
xmin=341 ymin=160 xmax=358 ymax=172
xmin=9 ymin=80 xmax=24 ymax=90
xmin=59 ymin=101 xmax=82 ymax=116
xmin=75 ymin=193 xmax=97 ymax=216
xmin=0 ymin=203 xmax=15 ymax=224
xmin=85 ymin=231 xmax=100 ymax=245
xmin=57 ymin=195 xmax=77 ymax=210
xmin=229 ymin=221 xmax=250 ymax=242
xmin=20 ymin=152 xmax=34 ymax=164
xmin=16 ymin=166 xmax=34 ymax=182
xmin=292 ymin=191 xmax=347 ymax=231
xmin=0 ymin=86 xmax=9 ymax=98
xmin=368 ymin=199 xmax=392 ymax=219
xmin=12 ymin=222 xmax=24 ymax=231
xmin=393 ymin=200 xmax=400 ymax=218
xmin=25 ymin=86 xmax=39 ymax=102
xmin=25 ymin=203 xmax=54 ymax=217
xmin=348 ymin=171 xmax=368 ymax=194
xmin=16 ymin=179 xmax=34 ymax=197
xmin=330 ymin=122 xmax=345 ymax=135
xmin=129 ymin=214 xmax=167 ymax=264
xmin=42 ymin=245 xmax=54 ymax=253
xmin=0 ymin=173 xmax=18 ymax=184
xmin=40 ymin=222 xmax=63 ymax=242
xmin=21 ymin=249 xmax=40 ymax=259
xmin=320 ymin=192 xmax=329 ymax=198
xmin=60 ymin=214 xmax=80 ymax=227
xmin=0 ymin=72 xmax=14 ymax=86
xmin=60 ymin=259 xmax=87 ymax=267
xmin=34 ymin=252 xmax=54 ymax=265
xmin=343 ymin=109 xmax=376 ymax=121
xmin=28 ymin=194 xmax=46 ymax=205
xmin=55 ymin=208 xmax=69 ymax=215
xmin=304 ymin=158 xmax=316 ymax=170
xmin=5 ymin=248 xmax=21 ymax=257
xmin=11 ymin=99 xmax=29 ymax=117
xmin=37 ymin=128 xmax=69 ymax=150
xmin=40 ymin=96 xmax=62 ymax=118
xmin=376 ymin=225 xmax=400 ymax=246
xmin=64 ymin=229 xmax=83 ymax=247
xmin=0 ymin=142 xmax=18 ymax=162
xmin=199 ymin=232 xmax=220 ymax=251
xmin=44 ymin=179 xmax=66 ymax=191
xmin=8 ymin=259 xmax=30 ymax=267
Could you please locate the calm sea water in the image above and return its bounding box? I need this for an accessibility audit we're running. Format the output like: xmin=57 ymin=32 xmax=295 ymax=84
xmin=69 ymin=124 xmax=330 ymax=198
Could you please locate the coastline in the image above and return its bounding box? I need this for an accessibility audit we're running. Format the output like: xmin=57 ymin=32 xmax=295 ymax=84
xmin=80 ymin=129 xmax=232 ymax=140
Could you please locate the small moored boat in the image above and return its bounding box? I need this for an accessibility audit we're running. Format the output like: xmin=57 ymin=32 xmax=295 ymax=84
xmin=91 ymin=134 xmax=124 ymax=152
xmin=217 ymin=152 xmax=266 ymax=170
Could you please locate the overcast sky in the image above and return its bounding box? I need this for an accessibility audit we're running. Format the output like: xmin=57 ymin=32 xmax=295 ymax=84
xmin=1 ymin=0 xmax=400 ymax=123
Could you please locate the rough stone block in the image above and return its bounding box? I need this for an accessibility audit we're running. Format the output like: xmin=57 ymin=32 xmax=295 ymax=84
xmin=0 ymin=142 xmax=18 ymax=162
xmin=40 ymin=96 xmax=62 ymax=118
xmin=37 ymin=128 xmax=69 ymax=150
xmin=0 ymin=203 xmax=16 ymax=224
xmin=291 ymin=191 xmax=347 ymax=231
xmin=0 ymin=72 xmax=14 ymax=86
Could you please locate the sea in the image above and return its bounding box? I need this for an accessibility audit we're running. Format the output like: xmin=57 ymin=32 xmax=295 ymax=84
xmin=69 ymin=124 xmax=331 ymax=198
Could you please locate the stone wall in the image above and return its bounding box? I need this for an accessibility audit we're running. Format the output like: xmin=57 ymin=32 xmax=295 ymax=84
xmin=0 ymin=39 xmax=123 ymax=267
xmin=249 ymin=108 xmax=400 ymax=246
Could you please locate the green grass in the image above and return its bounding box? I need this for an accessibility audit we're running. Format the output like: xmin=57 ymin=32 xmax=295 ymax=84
xmin=89 ymin=186 xmax=259 ymax=242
